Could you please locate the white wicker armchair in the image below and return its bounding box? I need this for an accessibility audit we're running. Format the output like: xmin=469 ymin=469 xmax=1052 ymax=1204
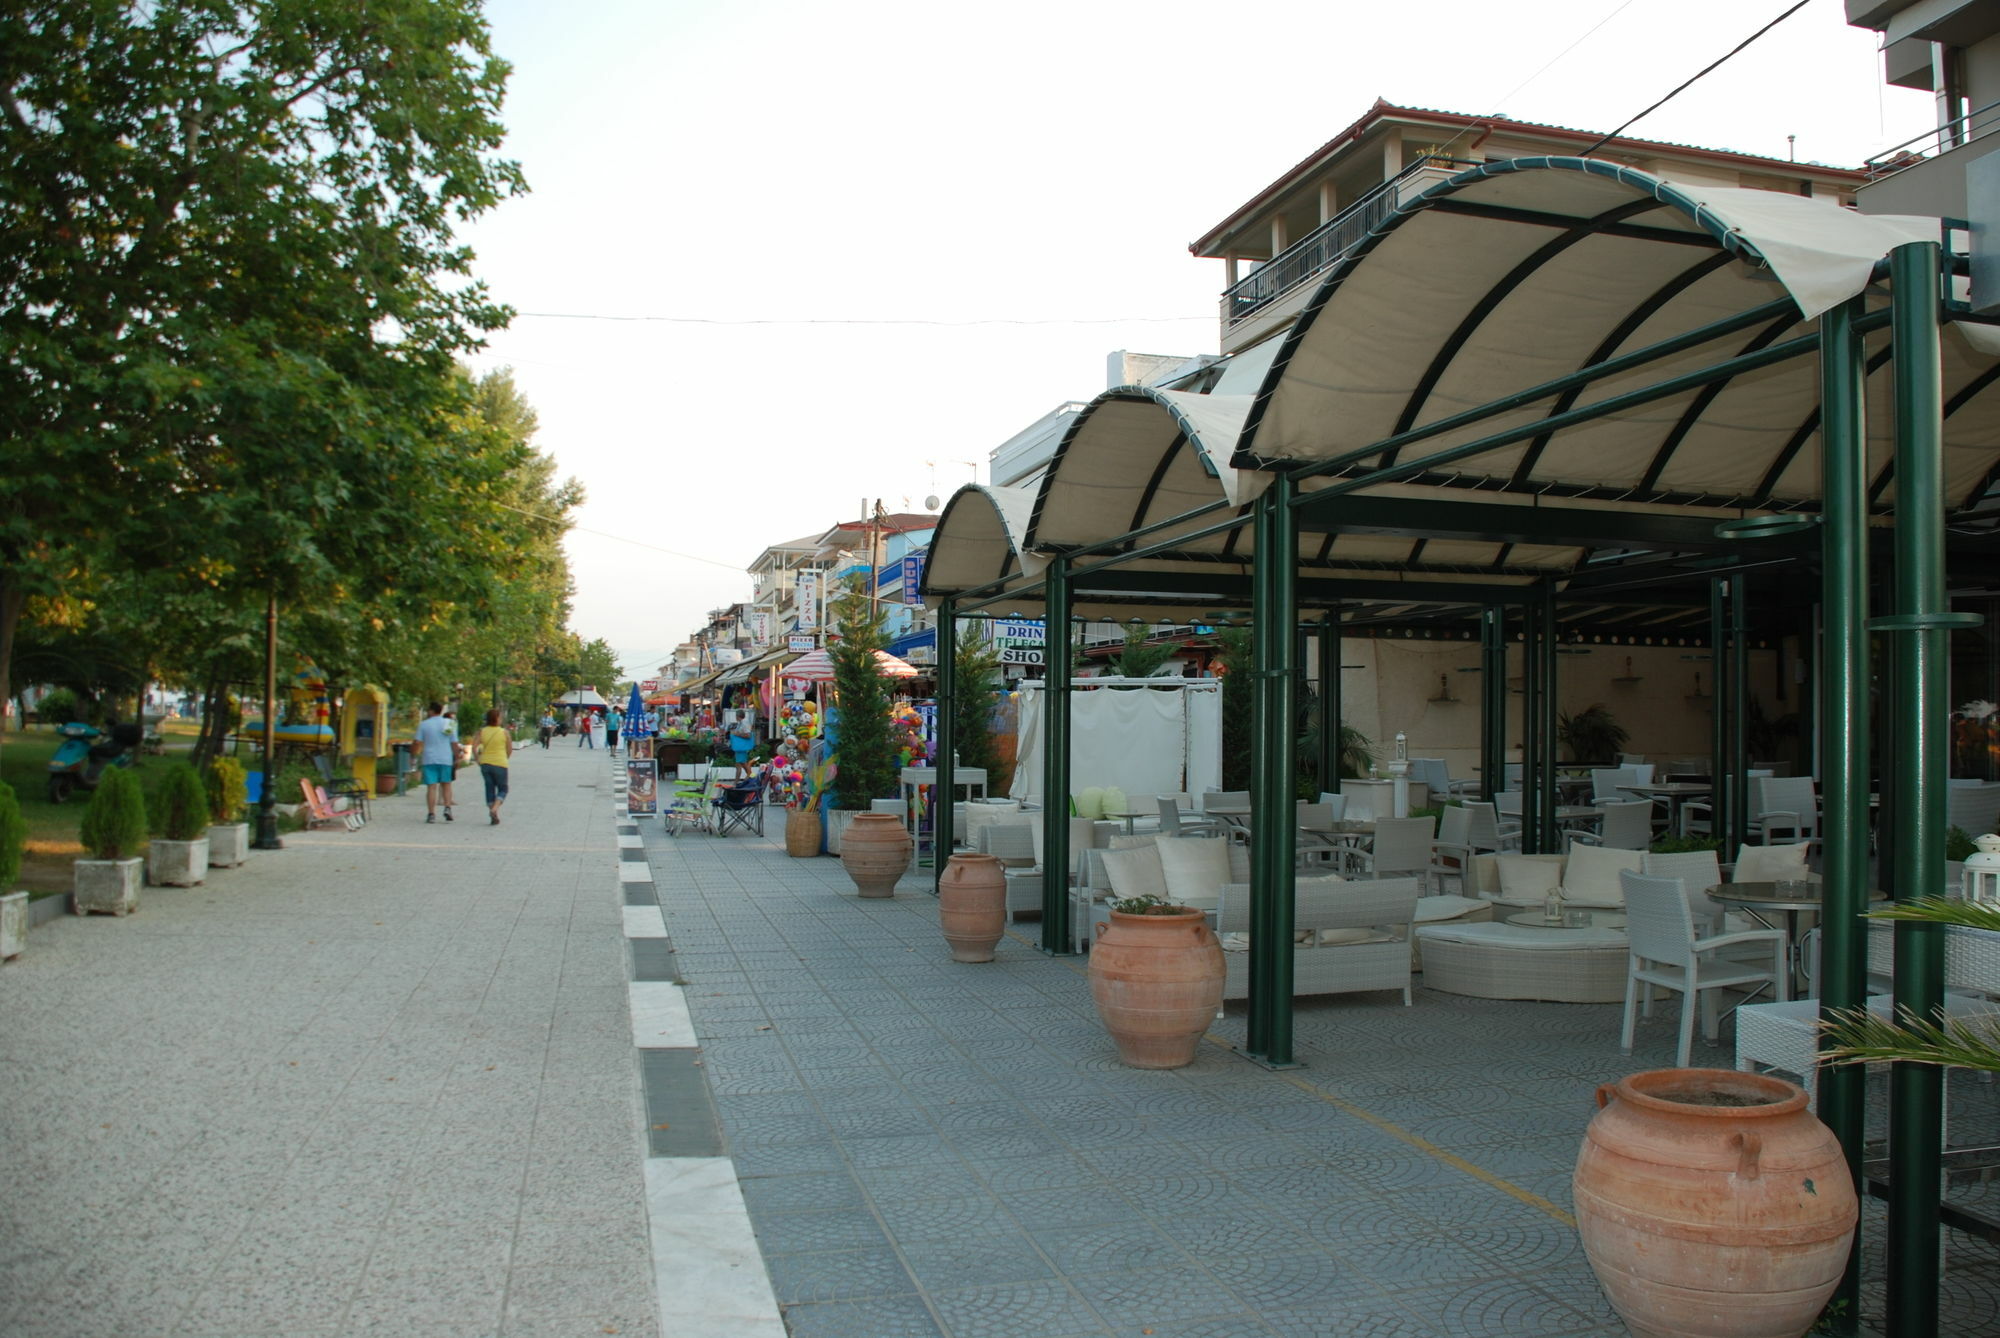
xmin=1216 ymin=876 xmax=1420 ymax=1004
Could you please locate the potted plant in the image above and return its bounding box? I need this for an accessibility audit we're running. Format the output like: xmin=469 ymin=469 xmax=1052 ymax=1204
xmin=1822 ymin=897 xmax=2000 ymax=1072
xmin=1557 ymin=703 xmax=1629 ymax=765
xmin=826 ymin=572 xmax=902 ymax=865
xmin=205 ymin=757 xmax=251 ymax=868
xmin=785 ymin=749 xmax=834 ymax=858
xmin=75 ymin=767 xmax=147 ymax=916
xmin=1575 ymin=1067 xmax=1856 ymax=1338
xmin=146 ymin=762 xmax=211 ymax=886
xmin=1086 ymin=893 xmax=1226 ymax=1069
xmin=374 ymin=754 xmax=398 ymax=796
xmin=0 ymin=780 xmax=27 ymax=961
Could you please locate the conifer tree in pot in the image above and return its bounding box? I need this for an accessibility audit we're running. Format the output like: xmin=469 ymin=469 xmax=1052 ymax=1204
xmin=147 ymin=762 xmax=211 ymax=887
xmin=75 ymin=768 xmax=148 ymax=916
xmin=0 ymin=780 xmax=28 ymax=960
xmin=826 ymin=573 xmax=909 ymax=883
xmin=206 ymin=758 xmax=251 ymax=868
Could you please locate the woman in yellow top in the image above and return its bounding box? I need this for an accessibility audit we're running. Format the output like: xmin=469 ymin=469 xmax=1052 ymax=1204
xmin=475 ymin=708 xmax=513 ymax=826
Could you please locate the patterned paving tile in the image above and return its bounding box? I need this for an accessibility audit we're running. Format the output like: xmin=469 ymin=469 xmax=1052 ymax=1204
xmin=1027 ymin=1219 xmax=1195 ymax=1274
xmin=751 ymin=1207 xmax=891 ymax=1254
xmin=780 ymin=1293 xmax=947 ymax=1338
xmin=765 ymin=1246 xmax=916 ymax=1303
xmin=1066 ymin=1263 xmax=1243 ymax=1329
xmin=899 ymin=1229 xmax=1058 ymax=1291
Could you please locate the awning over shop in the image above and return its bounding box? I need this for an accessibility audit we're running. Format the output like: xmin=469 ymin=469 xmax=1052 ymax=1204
xmin=715 ymin=648 xmax=802 ymax=685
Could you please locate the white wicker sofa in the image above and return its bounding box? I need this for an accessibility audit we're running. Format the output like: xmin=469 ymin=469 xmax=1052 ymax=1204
xmin=1414 ymin=850 xmax=1634 ymax=1003
xmin=1216 ymin=875 xmax=1421 ymax=1004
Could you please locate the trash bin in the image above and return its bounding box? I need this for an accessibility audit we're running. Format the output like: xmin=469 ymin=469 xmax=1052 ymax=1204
xmin=391 ymin=743 xmax=413 ymax=796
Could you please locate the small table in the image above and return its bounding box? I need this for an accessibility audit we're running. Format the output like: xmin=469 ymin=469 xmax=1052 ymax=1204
xmin=1708 ymin=881 xmax=1887 ymax=991
xmin=1504 ymin=909 xmax=1628 ymax=930
xmin=1104 ymin=809 xmax=1154 ymax=836
xmin=1619 ymin=782 xmax=1712 ymax=833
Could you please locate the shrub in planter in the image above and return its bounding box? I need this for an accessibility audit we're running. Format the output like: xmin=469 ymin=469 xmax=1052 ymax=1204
xmin=205 ymin=757 xmax=251 ymax=867
xmin=0 ymin=780 xmax=27 ymax=960
xmin=35 ymin=687 xmax=81 ymax=727
xmin=147 ymin=763 xmax=210 ymax=886
xmin=76 ymin=768 xmax=147 ymax=916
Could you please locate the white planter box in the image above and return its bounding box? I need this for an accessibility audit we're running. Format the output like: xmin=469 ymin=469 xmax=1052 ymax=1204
xmin=825 ymin=809 xmax=861 ymax=855
xmin=74 ymin=858 xmax=142 ymax=916
xmin=148 ymin=837 xmax=209 ymax=887
xmin=0 ymin=891 xmax=26 ymax=960
xmin=208 ymin=822 xmax=250 ymax=868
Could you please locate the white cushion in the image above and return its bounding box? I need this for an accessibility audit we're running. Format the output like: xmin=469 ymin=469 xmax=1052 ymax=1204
xmin=1099 ymin=843 xmax=1167 ymax=900
xmin=1311 ymin=927 xmax=1392 ymax=947
xmin=1496 ymin=855 xmax=1563 ymax=903
xmin=1415 ymin=921 xmax=1628 ymax=950
xmin=1155 ymin=836 xmax=1230 ymax=911
xmin=1562 ymin=845 xmax=1643 ymax=906
xmin=1414 ymin=894 xmax=1487 ymax=924
xmin=1734 ymin=843 xmax=1811 ymax=883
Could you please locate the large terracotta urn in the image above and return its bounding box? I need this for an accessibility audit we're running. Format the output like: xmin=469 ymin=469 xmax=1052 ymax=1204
xmin=840 ymin=812 xmax=912 ymax=898
xmin=938 ymin=853 xmax=1006 ymax=962
xmin=1574 ymin=1068 xmax=1857 ymax=1338
xmin=1087 ymin=907 xmax=1225 ymax=1069
xmin=785 ymin=806 xmax=823 ymax=858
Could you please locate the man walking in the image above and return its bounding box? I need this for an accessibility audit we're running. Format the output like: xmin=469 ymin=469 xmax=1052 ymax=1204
xmin=416 ymin=701 xmax=456 ymax=822
xmin=607 ymin=705 xmax=624 ymax=756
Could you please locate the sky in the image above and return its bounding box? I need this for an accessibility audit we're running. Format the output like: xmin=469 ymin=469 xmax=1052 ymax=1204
xmin=457 ymin=0 xmax=1936 ymax=679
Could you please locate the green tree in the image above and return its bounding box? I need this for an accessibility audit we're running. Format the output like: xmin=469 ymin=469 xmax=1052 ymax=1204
xmin=1214 ymin=628 xmax=1255 ymax=791
xmin=1106 ymin=621 xmax=1175 ymax=679
xmin=951 ymin=623 xmax=1005 ymax=789
xmin=828 ymin=574 xmax=897 ymax=810
xmin=0 ymin=0 xmax=524 ymax=750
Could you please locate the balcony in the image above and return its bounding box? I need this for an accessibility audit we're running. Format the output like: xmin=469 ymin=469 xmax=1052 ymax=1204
xmin=1219 ymin=157 xmax=1468 ymax=337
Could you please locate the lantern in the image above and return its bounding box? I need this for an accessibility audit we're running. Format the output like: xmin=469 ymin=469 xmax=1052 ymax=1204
xmin=1964 ymin=833 xmax=2000 ymax=906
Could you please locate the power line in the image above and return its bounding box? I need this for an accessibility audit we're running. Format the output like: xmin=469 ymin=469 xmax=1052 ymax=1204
xmin=514 ymin=311 xmax=1211 ymax=327
xmin=487 ymin=497 xmax=744 ymax=573
xmin=1577 ymin=0 xmax=1816 ymax=158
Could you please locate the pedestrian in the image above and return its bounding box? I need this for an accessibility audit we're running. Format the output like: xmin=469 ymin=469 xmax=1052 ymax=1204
xmin=727 ymin=709 xmax=755 ymax=775
xmin=475 ymin=707 xmax=512 ymax=825
xmin=537 ymin=711 xmax=555 ymax=749
xmin=415 ymin=701 xmax=455 ymax=822
xmin=577 ymin=708 xmax=596 ymax=748
xmin=607 ymin=705 xmax=624 ymax=756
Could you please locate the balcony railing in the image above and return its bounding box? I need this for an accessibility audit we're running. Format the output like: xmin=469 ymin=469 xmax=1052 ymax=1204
xmin=1220 ymin=156 xmax=1467 ymax=328
xmin=1865 ymin=98 xmax=2000 ymax=181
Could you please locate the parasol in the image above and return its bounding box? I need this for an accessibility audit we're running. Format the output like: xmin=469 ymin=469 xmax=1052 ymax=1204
xmin=624 ymin=682 xmax=654 ymax=738
xmin=553 ymin=688 xmax=608 ymax=709
xmin=784 ymin=649 xmax=919 ymax=682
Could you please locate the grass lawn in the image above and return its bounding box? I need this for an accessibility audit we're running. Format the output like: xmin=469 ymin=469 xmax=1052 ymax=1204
xmin=2 ymin=725 xmax=199 ymax=898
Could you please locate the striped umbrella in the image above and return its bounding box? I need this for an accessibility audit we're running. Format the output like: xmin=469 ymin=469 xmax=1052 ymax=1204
xmin=784 ymin=649 xmax=918 ymax=682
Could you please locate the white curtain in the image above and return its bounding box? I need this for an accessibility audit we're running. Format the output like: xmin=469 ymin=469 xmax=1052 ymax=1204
xmin=1010 ymin=685 xmax=1214 ymax=805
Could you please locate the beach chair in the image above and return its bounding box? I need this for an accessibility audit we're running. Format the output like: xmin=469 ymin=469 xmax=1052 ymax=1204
xmin=300 ymin=781 xmax=362 ymax=831
xmin=713 ymin=777 xmax=766 ymax=838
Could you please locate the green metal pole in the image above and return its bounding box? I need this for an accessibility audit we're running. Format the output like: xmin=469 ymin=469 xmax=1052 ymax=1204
xmin=1886 ymin=240 xmax=1946 ymax=1337
xmin=1481 ymin=607 xmax=1507 ymax=801
xmin=1522 ymin=594 xmax=1543 ymax=850
xmin=1266 ymin=476 xmax=1300 ymax=1065
xmin=1816 ymin=294 xmax=1869 ymax=1334
xmin=1317 ymin=614 xmax=1339 ymax=795
xmin=1535 ymin=587 xmax=1559 ymax=853
xmin=1246 ymin=499 xmax=1274 ymax=1057
xmin=1041 ymin=561 xmax=1074 ymax=953
xmin=1710 ymin=580 xmax=1732 ymax=856
xmin=933 ymin=603 xmax=957 ymax=895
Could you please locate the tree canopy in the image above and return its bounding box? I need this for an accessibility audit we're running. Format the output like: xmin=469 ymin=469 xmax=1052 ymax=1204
xmin=0 ymin=0 xmax=525 ymax=745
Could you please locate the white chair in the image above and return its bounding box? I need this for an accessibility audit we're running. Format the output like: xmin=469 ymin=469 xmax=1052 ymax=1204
xmin=1493 ymin=790 xmax=1522 ymax=820
xmin=1590 ymin=766 xmax=1639 ymax=803
xmin=1619 ymin=870 xmax=1790 ymax=1067
xmin=1461 ymin=801 xmax=1520 ymax=855
xmin=1677 ymin=768 xmax=1773 ymax=839
xmin=1640 ymin=848 xmax=1728 ymax=936
xmin=1747 ymin=775 xmax=1819 ymax=846
xmin=1570 ymin=798 xmax=1652 ymax=851
xmin=1502 ymin=763 xmax=1523 ymax=792
xmin=1157 ymin=795 xmax=1224 ymax=839
xmin=1945 ymin=781 xmax=2000 ymax=838
xmin=1428 ymin=804 xmax=1476 ymax=894
xmin=1347 ymin=815 xmax=1434 ymax=884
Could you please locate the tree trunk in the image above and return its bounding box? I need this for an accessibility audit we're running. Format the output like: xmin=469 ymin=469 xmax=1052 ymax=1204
xmin=0 ymin=575 xmax=24 ymax=760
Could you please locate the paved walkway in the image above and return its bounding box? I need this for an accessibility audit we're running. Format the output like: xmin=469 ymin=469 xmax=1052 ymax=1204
xmin=7 ymin=745 xmax=1998 ymax=1337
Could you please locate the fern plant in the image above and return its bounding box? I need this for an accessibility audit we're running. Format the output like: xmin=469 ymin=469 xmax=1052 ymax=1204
xmin=79 ymin=769 xmax=148 ymax=860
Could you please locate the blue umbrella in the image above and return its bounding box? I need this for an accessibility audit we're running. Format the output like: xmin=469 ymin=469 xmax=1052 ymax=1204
xmin=624 ymin=682 xmax=654 ymax=738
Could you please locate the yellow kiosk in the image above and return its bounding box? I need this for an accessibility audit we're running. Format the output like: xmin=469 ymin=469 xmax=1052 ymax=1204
xmin=340 ymin=685 xmax=392 ymax=796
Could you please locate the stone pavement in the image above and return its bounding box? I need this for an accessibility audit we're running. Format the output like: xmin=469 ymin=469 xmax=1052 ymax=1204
xmin=0 ymin=741 xmax=764 ymax=1338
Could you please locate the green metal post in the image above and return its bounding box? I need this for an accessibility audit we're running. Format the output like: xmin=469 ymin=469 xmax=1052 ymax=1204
xmin=1709 ymin=579 xmax=1733 ymax=856
xmin=1886 ymin=240 xmax=1946 ymax=1336
xmin=1536 ymin=587 xmax=1559 ymax=852
xmin=1481 ymin=607 xmax=1507 ymax=801
xmin=1317 ymin=614 xmax=1339 ymax=795
xmin=1816 ymin=294 xmax=1869 ymax=1333
xmin=932 ymin=603 xmax=956 ymax=895
xmin=1041 ymin=562 xmax=1074 ymax=953
xmin=1246 ymin=500 xmax=1274 ymax=1056
xmin=1264 ymin=477 xmax=1299 ymax=1065
xmin=1521 ymin=594 xmax=1543 ymax=849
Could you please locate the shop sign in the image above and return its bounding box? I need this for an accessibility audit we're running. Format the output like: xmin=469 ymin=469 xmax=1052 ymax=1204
xmin=901 ymin=553 xmax=925 ymax=604
xmin=993 ymin=618 xmax=1044 ymax=647
xmin=788 ymin=634 xmax=816 ymax=652
xmin=999 ymin=646 xmax=1044 ymax=666
xmin=639 ymin=679 xmax=659 ymax=692
xmin=795 ymin=571 xmax=819 ymax=630
xmin=749 ymin=612 xmax=771 ymax=644
xmin=904 ymin=645 xmax=935 ymax=665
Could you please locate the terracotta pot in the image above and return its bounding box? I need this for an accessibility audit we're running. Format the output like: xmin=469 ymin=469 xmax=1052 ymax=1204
xmin=1575 ymin=1068 xmax=1857 ymax=1338
xmin=840 ymin=812 xmax=912 ymax=897
xmin=1087 ymin=907 xmax=1225 ymax=1069
xmin=785 ymin=806 xmax=823 ymax=858
xmin=938 ymin=853 xmax=1006 ymax=962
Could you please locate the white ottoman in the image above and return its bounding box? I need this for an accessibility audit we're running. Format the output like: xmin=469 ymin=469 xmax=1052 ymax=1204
xmin=1416 ymin=921 xmax=1628 ymax=1003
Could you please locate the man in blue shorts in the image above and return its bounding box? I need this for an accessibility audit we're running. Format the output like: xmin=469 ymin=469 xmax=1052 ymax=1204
xmin=415 ymin=701 xmax=456 ymax=823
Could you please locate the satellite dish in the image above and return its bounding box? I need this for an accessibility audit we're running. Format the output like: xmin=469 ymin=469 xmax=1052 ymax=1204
xmin=923 ymin=494 xmax=940 ymax=511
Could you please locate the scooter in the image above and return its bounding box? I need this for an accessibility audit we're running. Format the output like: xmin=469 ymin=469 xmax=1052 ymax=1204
xmin=46 ymin=721 xmax=140 ymax=803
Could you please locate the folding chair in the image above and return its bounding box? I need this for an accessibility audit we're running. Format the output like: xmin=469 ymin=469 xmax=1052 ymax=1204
xmin=664 ymin=775 xmax=712 ymax=837
xmin=300 ymin=781 xmax=361 ymax=831
xmin=311 ymin=753 xmax=371 ymax=822
xmin=713 ymin=778 xmax=766 ymax=838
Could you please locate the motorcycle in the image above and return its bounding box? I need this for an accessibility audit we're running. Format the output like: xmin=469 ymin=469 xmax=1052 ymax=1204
xmin=46 ymin=721 xmax=140 ymax=803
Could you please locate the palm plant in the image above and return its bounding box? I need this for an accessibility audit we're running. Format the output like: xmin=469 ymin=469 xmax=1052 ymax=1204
xmin=1557 ymin=703 xmax=1628 ymax=765
xmin=1820 ymin=898 xmax=2000 ymax=1073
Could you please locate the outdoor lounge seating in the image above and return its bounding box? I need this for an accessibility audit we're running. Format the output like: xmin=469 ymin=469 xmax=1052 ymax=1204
xmin=1415 ymin=921 xmax=1629 ymax=1003
xmin=1217 ymin=875 xmax=1420 ymax=1003
xmin=1620 ymin=870 xmax=1789 ymax=1067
